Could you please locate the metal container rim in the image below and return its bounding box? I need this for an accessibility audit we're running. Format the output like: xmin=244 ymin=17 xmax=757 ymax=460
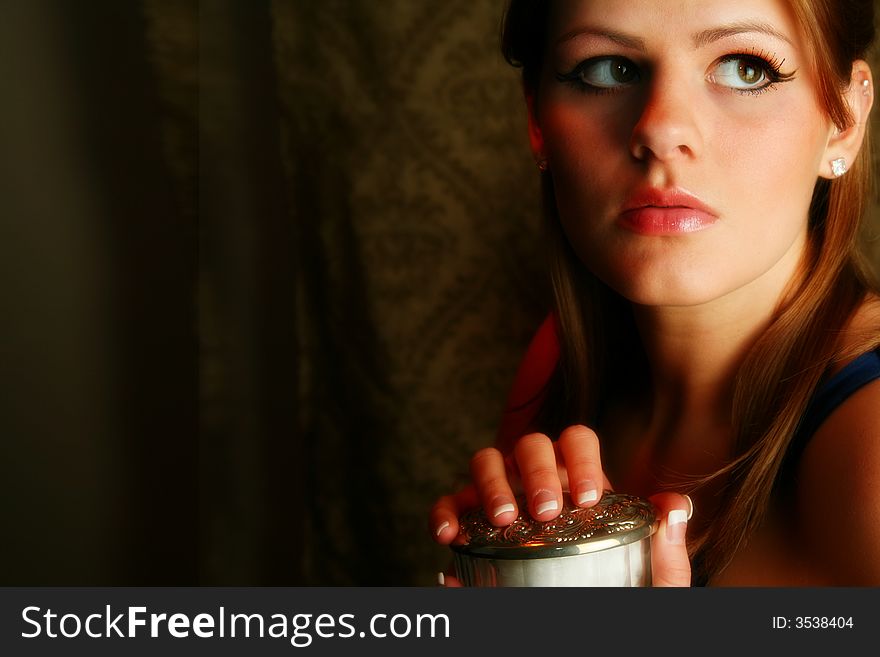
xmin=451 ymin=518 xmax=658 ymax=559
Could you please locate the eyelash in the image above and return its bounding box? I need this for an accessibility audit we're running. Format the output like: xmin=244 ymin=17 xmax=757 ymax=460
xmin=555 ymin=56 xmax=634 ymax=96
xmin=720 ymin=49 xmax=796 ymax=95
xmin=555 ymin=50 xmax=797 ymax=96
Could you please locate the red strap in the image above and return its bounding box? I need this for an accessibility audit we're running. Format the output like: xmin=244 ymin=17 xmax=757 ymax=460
xmin=495 ymin=313 xmax=560 ymax=454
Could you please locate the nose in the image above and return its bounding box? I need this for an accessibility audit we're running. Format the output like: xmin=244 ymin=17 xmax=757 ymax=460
xmin=629 ymin=73 xmax=703 ymax=163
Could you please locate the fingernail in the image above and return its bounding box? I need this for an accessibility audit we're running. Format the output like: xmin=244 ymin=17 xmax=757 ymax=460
xmin=492 ymin=502 xmax=516 ymax=518
xmin=683 ymin=494 xmax=694 ymax=520
xmin=437 ymin=572 xmax=445 ymax=586
xmin=533 ymin=491 xmax=559 ymax=516
xmin=575 ymin=487 xmax=599 ymax=505
xmin=666 ymin=509 xmax=688 ymax=545
xmin=435 ymin=521 xmax=450 ymax=537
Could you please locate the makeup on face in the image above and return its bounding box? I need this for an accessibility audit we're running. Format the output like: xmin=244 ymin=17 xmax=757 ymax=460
xmin=531 ymin=1 xmax=830 ymax=310
xmin=618 ymin=187 xmax=719 ymax=236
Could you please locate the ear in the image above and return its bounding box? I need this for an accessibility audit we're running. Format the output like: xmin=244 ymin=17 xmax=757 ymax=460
xmin=525 ymin=90 xmax=547 ymax=165
xmin=819 ymin=60 xmax=874 ymax=179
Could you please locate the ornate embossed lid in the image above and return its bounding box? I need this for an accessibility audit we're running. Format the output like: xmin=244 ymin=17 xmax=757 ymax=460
xmin=451 ymin=491 xmax=657 ymax=559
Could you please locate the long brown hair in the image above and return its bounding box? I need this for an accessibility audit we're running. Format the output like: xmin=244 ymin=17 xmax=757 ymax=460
xmin=502 ymin=0 xmax=880 ymax=581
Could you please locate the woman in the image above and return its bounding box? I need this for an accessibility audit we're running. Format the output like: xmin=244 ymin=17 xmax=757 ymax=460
xmin=430 ymin=0 xmax=880 ymax=586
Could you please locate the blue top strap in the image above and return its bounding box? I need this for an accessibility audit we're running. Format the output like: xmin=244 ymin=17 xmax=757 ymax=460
xmin=787 ymin=348 xmax=880 ymax=467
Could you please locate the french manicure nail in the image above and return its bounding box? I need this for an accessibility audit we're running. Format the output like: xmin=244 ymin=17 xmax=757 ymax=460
xmin=576 ymin=488 xmax=598 ymax=505
xmin=533 ymin=491 xmax=559 ymax=516
xmin=437 ymin=572 xmax=445 ymax=586
xmin=666 ymin=509 xmax=688 ymax=545
xmin=492 ymin=502 xmax=516 ymax=518
xmin=435 ymin=521 xmax=450 ymax=537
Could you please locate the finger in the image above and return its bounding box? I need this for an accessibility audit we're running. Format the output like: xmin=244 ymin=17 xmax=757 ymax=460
xmin=514 ymin=433 xmax=563 ymax=520
xmin=649 ymin=492 xmax=693 ymax=587
xmin=557 ymin=425 xmax=607 ymax=507
xmin=470 ymin=447 xmax=519 ymax=526
xmin=429 ymin=485 xmax=479 ymax=545
xmin=437 ymin=571 xmax=462 ymax=587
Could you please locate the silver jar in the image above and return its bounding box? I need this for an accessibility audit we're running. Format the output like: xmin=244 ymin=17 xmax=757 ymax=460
xmin=451 ymin=492 xmax=657 ymax=587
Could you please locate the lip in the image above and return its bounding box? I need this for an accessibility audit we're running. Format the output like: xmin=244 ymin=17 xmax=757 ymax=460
xmin=618 ymin=187 xmax=718 ymax=235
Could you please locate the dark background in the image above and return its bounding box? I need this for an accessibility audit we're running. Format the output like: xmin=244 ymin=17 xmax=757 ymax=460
xmin=0 ymin=0 xmax=877 ymax=587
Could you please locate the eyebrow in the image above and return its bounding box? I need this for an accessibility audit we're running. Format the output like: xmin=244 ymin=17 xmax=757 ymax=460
xmin=692 ymin=20 xmax=793 ymax=48
xmin=554 ymin=19 xmax=793 ymax=52
xmin=555 ymin=27 xmax=646 ymax=51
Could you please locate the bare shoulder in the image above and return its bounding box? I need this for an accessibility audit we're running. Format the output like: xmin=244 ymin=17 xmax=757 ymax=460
xmin=795 ymin=373 xmax=880 ymax=584
xmin=792 ymin=293 xmax=880 ymax=583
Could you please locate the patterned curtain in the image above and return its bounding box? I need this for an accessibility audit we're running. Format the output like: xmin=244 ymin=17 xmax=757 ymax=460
xmin=234 ymin=0 xmax=548 ymax=585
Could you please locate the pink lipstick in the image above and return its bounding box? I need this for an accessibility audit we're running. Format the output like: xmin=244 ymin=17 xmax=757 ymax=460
xmin=618 ymin=188 xmax=718 ymax=235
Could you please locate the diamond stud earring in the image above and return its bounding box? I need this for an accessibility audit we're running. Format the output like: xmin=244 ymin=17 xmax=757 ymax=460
xmin=830 ymin=157 xmax=848 ymax=177
xmin=863 ymin=79 xmax=870 ymax=96
xmin=536 ymin=158 xmax=548 ymax=171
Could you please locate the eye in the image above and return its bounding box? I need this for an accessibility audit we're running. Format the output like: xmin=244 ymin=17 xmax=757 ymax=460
xmin=712 ymin=57 xmax=766 ymax=88
xmin=708 ymin=54 xmax=792 ymax=92
xmin=580 ymin=57 xmax=639 ymax=88
xmin=557 ymin=56 xmax=640 ymax=92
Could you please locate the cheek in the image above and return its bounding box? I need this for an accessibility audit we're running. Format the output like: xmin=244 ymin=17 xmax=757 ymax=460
xmin=539 ymin=107 xmax=629 ymax=247
xmin=716 ymin=100 xmax=826 ymax=233
xmin=540 ymin=102 xmax=629 ymax=191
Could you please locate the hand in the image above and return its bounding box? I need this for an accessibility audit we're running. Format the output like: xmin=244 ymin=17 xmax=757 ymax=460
xmin=645 ymin=491 xmax=693 ymax=587
xmin=429 ymin=425 xmax=693 ymax=586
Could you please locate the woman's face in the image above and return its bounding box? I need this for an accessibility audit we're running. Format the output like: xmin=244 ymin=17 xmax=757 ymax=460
xmin=534 ymin=0 xmax=837 ymax=307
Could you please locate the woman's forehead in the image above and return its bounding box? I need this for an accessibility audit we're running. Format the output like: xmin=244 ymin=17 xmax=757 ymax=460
xmin=547 ymin=0 xmax=803 ymax=47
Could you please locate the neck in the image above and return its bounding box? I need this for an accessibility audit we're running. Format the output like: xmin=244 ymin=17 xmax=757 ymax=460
xmin=631 ymin=236 xmax=807 ymax=438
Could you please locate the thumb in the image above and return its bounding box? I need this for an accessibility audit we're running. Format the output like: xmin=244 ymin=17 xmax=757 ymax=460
xmin=648 ymin=492 xmax=693 ymax=587
xmin=437 ymin=570 xmax=462 ymax=587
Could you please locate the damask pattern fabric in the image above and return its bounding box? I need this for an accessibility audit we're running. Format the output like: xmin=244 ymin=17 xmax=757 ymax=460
xmin=273 ymin=0 xmax=547 ymax=585
xmin=200 ymin=0 xmax=548 ymax=586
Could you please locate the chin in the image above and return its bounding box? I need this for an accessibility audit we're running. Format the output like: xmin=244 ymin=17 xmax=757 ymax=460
xmin=598 ymin=268 xmax=730 ymax=308
xmin=620 ymin=287 xmax=721 ymax=308
xmin=626 ymin=288 xmax=724 ymax=308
